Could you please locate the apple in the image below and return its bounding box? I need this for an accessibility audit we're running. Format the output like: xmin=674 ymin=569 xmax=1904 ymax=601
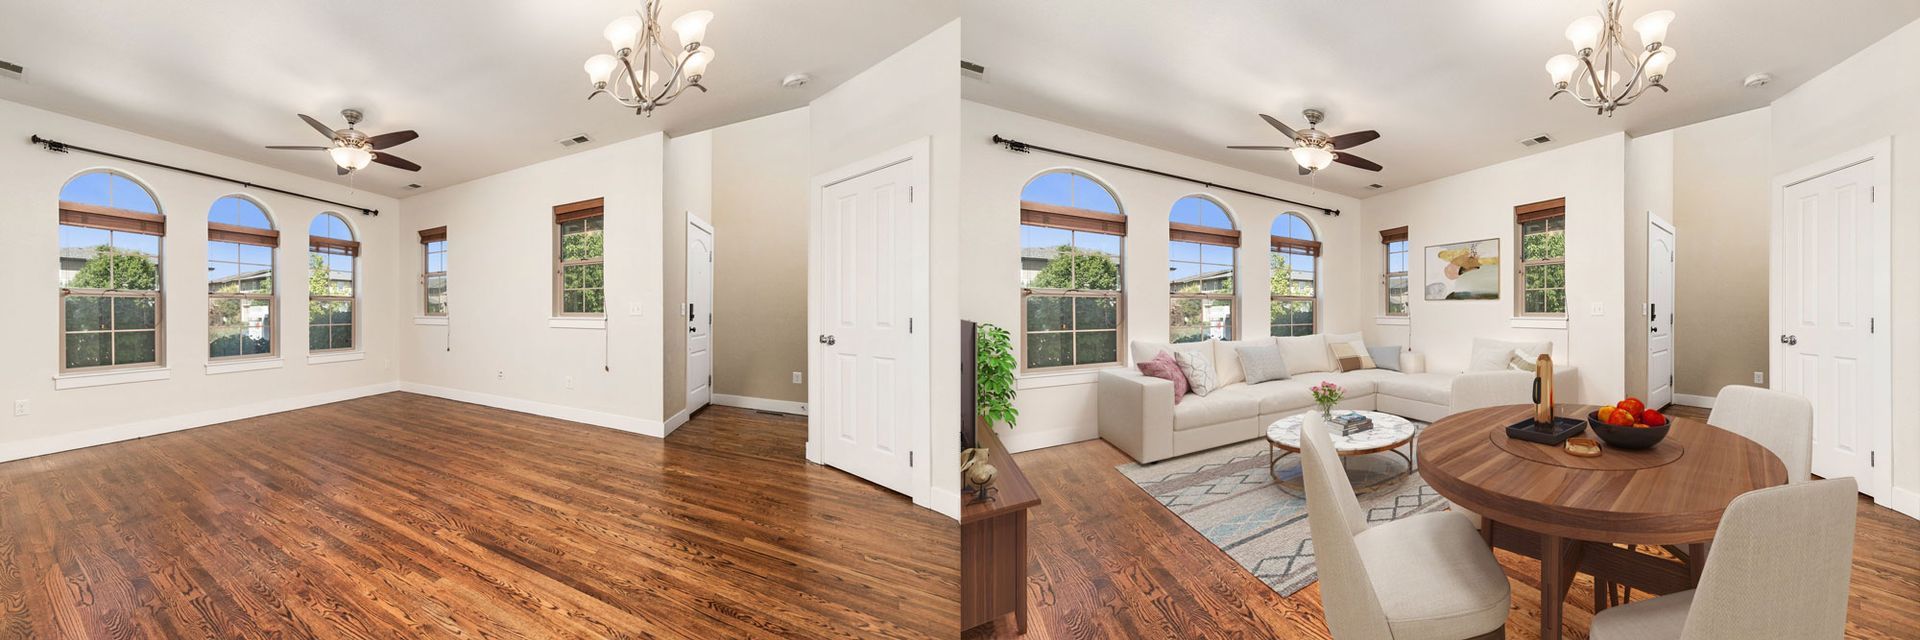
xmin=1616 ymin=397 xmax=1646 ymax=416
xmin=1641 ymin=409 xmax=1668 ymax=427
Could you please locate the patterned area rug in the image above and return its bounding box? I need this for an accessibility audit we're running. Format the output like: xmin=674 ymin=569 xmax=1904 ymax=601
xmin=1116 ymin=427 xmax=1452 ymax=597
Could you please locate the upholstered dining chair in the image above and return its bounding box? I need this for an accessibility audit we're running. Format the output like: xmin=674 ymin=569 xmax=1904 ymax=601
xmin=1302 ymin=414 xmax=1511 ymax=640
xmin=1588 ymin=477 xmax=1857 ymax=639
xmin=1707 ymin=385 xmax=1813 ymax=482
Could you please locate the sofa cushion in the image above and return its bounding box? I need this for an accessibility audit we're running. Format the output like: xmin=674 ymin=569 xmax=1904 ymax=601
xmin=1174 ymin=350 xmax=1221 ymax=396
xmin=1213 ymin=338 xmax=1271 ymax=386
xmin=1136 ymin=350 xmax=1189 ymax=403
xmin=1376 ymin=373 xmax=1455 ymax=406
xmin=1469 ymin=338 xmax=1552 ymax=372
xmin=1320 ymin=372 xmax=1380 ymax=398
xmin=1275 ymin=334 xmax=1334 ymax=376
xmin=1247 ymin=378 xmax=1315 ymax=414
xmin=1131 ymin=339 xmax=1213 ymax=367
xmin=1172 ymin=384 xmax=1260 ymax=431
xmin=1237 ymin=343 xmax=1291 ymax=384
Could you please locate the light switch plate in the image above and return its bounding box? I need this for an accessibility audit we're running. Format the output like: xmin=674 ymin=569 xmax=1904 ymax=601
xmin=1589 ymin=303 xmax=1605 ymax=316
xmin=12 ymin=400 xmax=27 ymax=417
xmin=792 ymin=371 xmax=803 ymax=384
xmin=1753 ymin=371 xmax=1765 ymax=384
xmin=629 ymin=304 xmax=645 ymax=316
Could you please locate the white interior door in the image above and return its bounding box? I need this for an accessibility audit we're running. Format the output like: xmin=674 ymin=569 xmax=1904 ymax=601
xmin=1647 ymin=217 xmax=1675 ymax=409
xmin=686 ymin=217 xmax=714 ymax=412
xmin=1775 ymin=160 xmax=1878 ymax=491
xmin=816 ymin=160 xmax=916 ymax=496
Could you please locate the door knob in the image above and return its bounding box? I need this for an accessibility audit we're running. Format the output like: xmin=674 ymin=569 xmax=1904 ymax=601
xmin=818 ymin=334 xmax=836 ymax=346
xmin=1779 ymin=334 xmax=1798 ymax=346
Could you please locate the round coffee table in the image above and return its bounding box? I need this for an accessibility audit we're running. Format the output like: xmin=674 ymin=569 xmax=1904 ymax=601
xmin=1266 ymin=410 xmax=1418 ymax=494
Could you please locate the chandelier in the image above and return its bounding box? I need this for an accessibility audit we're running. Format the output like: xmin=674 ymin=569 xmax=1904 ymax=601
xmin=1544 ymin=1 xmax=1676 ymax=116
xmin=583 ymin=1 xmax=715 ymax=117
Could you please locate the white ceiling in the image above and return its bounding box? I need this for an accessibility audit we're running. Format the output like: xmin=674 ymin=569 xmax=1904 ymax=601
xmin=0 ymin=0 xmax=957 ymax=197
xmin=962 ymin=0 xmax=1920 ymax=198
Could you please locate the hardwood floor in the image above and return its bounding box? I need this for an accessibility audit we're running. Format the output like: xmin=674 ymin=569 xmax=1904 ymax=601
xmin=0 ymin=393 xmax=958 ymax=639
xmin=966 ymin=404 xmax=1920 ymax=639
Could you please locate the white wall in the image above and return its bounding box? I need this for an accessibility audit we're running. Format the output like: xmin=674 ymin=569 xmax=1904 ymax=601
xmin=663 ymin=130 xmax=714 ymax=425
xmin=1624 ymin=129 xmax=1674 ymax=403
xmin=1770 ymin=17 xmax=1920 ymax=504
xmin=807 ymin=19 xmax=962 ymax=514
xmin=394 ymin=134 xmax=668 ymax=435
xmin=1358 ymin=134 xmax=1628 ymax=403
xmin=0 ymin=97 xmax=402 ymax=461
xmin=959 ymin=100 xmax=1366 ymax=453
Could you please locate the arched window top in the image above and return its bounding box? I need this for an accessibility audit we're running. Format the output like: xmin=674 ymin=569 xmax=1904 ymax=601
xmin=310 ymin=212 xmax=355 ymax=241
xmin=1022 ymin=170 xmax=1121 ymax=215
xmin=61 ymin=170 xmax=159 ymax=214
xmin=1272 ymin=212 xmax=1315 ymax=241
xmin=210 ymin=196 xmax=273 ymax=229
xmin=1171 ymin=196 xmax=1233 ymax=229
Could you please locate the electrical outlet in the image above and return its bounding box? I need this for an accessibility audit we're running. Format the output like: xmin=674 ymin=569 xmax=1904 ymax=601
xmin=792 ymin=371 xmax=803 ymax=384
xmin=1754 ymin=371 xmax=1765 ymax=384
xmin=12 ymin=400 xmax=27 ymax=417
xmin=1589 ymin=303 xmax=1605 ymax=316
xmin=629 ymin=304 xmax=645 ymax=316
xmin=564 ymin=376 xmax=575 ymax=390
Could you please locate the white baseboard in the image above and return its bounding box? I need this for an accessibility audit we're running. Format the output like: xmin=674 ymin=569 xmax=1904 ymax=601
xmin=1876 ymin=485 xmax=1920 ymax=521
xmin=2 ymin=381 xmax=401 ymax=464
xmin=712 ymin=393 xmax=807 ymax=415
xmin=664 ymin=407 xmax=691 ymax=436
xmin=1671 ymin=393 xmax=1715 ymax=408
xmin=399 ymin=382 xmax=667 ymax=438
xmin=997 ymin=425 xmax=1096 ymax=454
xmin=929 ymin=486 xmax=962 ymax=521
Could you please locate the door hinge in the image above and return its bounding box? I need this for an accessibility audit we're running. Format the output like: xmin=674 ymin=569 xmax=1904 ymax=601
xmin=909 ymin=451 xmax=914 ymax=467
xmin=908 ymin=186 xmax=914 ymax=203
xmin=909 ymin=318 xmax=914 ymax=333
xmin=1870 ymin=186 xmax=1876 ymax=202
xmin=1870 ymin=451 xmax=1876 ymax=467
xmin=1871 ymin=317 xmax=1875 ymax=333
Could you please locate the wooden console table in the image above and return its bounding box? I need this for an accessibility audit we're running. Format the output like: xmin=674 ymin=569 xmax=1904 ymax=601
xmin=961 ymin=425 xmax=1041 ymax=634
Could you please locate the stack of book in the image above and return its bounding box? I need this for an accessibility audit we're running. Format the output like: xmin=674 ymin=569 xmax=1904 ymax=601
xmin=1331 ymin=412 xmax=1373 ymax=436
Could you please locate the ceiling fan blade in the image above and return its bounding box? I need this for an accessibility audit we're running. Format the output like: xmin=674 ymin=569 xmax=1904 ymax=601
xmin=1333 ymin=152 xmax=1384 ymax=172
xmin=372 ymin=151 xmax=422 ymax=172
xmin=1327 ymin=130 xmax=1381 ymax=150
xmin=266 ymin=145 xmax=329 ymax=150
xmin=1259 ymin=113 xmax=1299 ymax=141
xmin=366 ymin=130 xmax=419 ymax=150
xmin=298 ymin=114 xmax=338 ymax=140
xmin=1298 ymin=165 xmax=1312 ymax=176
xmin=1227 ymin=145 xmax=1293 ymax=150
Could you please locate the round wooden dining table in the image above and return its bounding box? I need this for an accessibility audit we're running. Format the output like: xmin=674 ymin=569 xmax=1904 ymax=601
xmin=1417 ymin=404 xmax=1787 ymax=640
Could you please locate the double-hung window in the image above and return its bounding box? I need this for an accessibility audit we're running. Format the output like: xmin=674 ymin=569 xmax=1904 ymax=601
xmin=1515 ymin=198 xmax=1568 ymax=316
xmin=1169 ymin=196 xmax=1239 ymax=342
xmin=308 ymin=213 xmax=359 ymax=351
xmin=208 ymin=196 xmax=278 ymax=359
xmin=57 ymin=171 xmax=165 ymax=371
xmin=1381 ymin=226 xmax=1409 ymax=317
xmin=554 ymin=198 xmax=606 ymax=316
xmin=1269 ymin=213 xmax=1319 ymax=336
xmin=1019 ymin=171 xmax=1125 ymax=370
xmin=420 ymin=226 xmax=448 ymax=316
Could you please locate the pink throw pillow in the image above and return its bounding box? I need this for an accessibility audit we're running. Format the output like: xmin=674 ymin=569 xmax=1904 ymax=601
xmin=1137 ymin=350 xmax=1190 ymax=403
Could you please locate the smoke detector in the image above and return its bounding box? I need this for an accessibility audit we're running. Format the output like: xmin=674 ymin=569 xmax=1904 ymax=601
xmin=781 ymin=73 xmax=811 ymax=88
xmin=0 ymin=59 xmax=23 ymax=82
xmin=1519 ymin=133 xmax=1555 ymax=147
xmin=1743 ymin=73 xmax=1773 ymax=89
xmin=557 ymin=133 xmax=592 ymax=147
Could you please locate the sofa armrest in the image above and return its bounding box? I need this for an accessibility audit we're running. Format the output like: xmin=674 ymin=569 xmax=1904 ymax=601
xmin=1399 ymin=351 xmax=1428 ymax=374
xmin=1449 ymin=365 xmax=1580 ymax=412
xmin=1098 ymin=369 xmax=1176 ymax=463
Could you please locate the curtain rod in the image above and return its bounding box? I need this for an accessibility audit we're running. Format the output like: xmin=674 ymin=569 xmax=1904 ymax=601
xmin=990 ymin=134 xmax=1340 ymax=216
xmin=29 ymin=135 xmax=381 ymax=216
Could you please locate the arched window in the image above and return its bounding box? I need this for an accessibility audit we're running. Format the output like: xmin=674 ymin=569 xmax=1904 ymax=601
xmin=1019 ymin=170 xmax=1124 ymax=369
xmin=308 ymin=213 xmax=359 ymax=352
xmin=1270 ymin=213 xmax=1320 ymax=336
xmin=208 ymin=196 xmax=278 ymax=359
xmin=57 ymin=170 xmax=164 ymax=371
xmin=1168 ymin=196 xmax=1238 ymax=342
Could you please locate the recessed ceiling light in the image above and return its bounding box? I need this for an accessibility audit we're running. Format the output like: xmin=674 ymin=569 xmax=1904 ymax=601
xmin=781 ymin=73 xmax=811 ymax=88
xmin=1743 ymin=73 xmax=1773 ymax=88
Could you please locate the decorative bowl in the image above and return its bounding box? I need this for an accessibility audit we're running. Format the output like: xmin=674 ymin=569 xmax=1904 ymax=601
xmin=1586 ymin=411 xmax=1669 ymax=449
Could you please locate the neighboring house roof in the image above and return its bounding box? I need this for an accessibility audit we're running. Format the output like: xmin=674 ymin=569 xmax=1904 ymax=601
xmin=1022 ymin=246 xmax=1116 ymax=262
xmin=209 ymin=268 xmax=272 ymax=286
xmin=1170 ymin=269 xmax=1232 ymax=285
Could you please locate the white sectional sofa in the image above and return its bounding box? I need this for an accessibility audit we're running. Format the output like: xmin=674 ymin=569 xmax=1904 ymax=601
xmin=1098 ymin=335 xmax=1575 ymax=464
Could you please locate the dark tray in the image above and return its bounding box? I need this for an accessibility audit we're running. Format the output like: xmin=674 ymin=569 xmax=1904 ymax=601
xmin=1506 ymin=416 xmax=1587 ymax=445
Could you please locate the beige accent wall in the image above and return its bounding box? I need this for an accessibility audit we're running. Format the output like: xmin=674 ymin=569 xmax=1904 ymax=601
xmin=1671 ymin=108 xmax=1772 ymax=400
xmin=711 ymin=107 xmax=811 ymax=404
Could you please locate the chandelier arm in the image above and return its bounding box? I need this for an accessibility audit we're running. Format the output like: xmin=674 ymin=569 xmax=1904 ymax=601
xmin=1577 ymin=55 xmax=1609 ymax=101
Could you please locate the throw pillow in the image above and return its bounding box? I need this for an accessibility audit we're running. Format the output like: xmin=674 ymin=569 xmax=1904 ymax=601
xmin=1136 ymin=350 xmax=1190 ymax=403
xmin=1469 ymin=338 xmax=1553 ymax=371
xmin=1369 ymin=346 xmax=1403 ymax=372
xmin=1274 ymin=334 xmax=1334 ymax=376
xmin=1509 ymin=349 xmax=1543 ymax=372
xmin=1236 ymin=344 xmax=1291 ymax=384
xmin=1174 ymin=350 xmax=1221 ymax=396
xmin=1325 ymin=332 xmax=1376 ymax=372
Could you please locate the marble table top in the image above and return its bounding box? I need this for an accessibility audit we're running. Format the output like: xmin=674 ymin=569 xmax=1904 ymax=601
xmin=1267 ymin=410 xmax=1417 ymax=453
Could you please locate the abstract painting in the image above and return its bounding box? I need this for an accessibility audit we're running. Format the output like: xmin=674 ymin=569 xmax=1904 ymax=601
xmin=1425 ymin=238 xmax=1500 ymax=300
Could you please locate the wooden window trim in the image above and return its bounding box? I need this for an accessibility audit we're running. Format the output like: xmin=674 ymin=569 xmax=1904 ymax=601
xmin=417 ymin=226 xmax=448 ymax=243
xmin=1379 ymin=226 xmax=1409 ymax=244
xmin=1515 ymin=198 xmax=1568 ymax=318
xmin=555 ymin=198 xmax=606 ymax=224
xmin=208 ymin=222 xmax=279 ymax=247
xmin=60 ymin=201 xmax=166 ymax=236
xmin=1515 ymin=197 xmax=1567 ymax=224
xmin=309 ymin=236 xmax=361 ymax=256
xmin=1269 ymin=236 xmax=1321 ymax=256
xmin=1020 ymin=201 xmax=1127 ymax=236
xmin=1170 ymin=221 xmax=1240 ymax=246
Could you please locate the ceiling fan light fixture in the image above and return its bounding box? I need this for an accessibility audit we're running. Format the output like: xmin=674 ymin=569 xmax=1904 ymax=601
xmin=329 ymin=145 xmax=374 ymax=172
xmin=1291 ymin=146 xmax=1335 ymax=172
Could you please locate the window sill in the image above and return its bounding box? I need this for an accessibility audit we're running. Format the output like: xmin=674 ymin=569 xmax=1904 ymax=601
xmin=54 ymin=366 xmax=171 ymax=390
xmin=1510 ymin=317 xmax=1570 ymax=329
xmin=1375 ymin=316 xmax=1411 ymax=326
xmin=307 ymin=351 xmax=366 ymax=365
xmin=414 ymin=316 xmax=449 ymax=326
xmin=1016 ymin=367 xmax=1115 ymax=390
xmin=207 ymin=357 xmax=284 ymax=375
xmin=549 ymin=317 xmax=607 ymax=330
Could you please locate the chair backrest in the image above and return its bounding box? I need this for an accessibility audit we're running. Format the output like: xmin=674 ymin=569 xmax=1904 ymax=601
xmin=1681 ymin=477 xmax=1857 ymax=640
xmin=1708 ymin=385 xmax=1813 ymax=482
xmin=1299 ymin=413 xmax=1390 ymax=638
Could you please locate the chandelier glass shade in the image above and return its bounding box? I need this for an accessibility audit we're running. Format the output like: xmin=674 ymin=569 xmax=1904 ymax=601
xmin=1546 ymin=1 xmax=1675 ymax=116
xmin=584 ymin=1 xmax=714 ymax=117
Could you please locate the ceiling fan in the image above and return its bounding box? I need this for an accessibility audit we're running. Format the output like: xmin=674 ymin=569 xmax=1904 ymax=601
xmin=1228 ymin=108 xmax=1382 ymax=175
xmin=266 ymin=109 xmax=421 ymax=175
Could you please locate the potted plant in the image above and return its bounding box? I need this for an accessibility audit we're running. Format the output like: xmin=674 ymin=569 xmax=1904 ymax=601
xmin=975 ymin=323 xmax=1019 ymax=432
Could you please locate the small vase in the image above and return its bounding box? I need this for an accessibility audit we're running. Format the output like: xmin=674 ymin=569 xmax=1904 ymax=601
xmin=1319 ymin=405 xmax=1335 ymax=421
